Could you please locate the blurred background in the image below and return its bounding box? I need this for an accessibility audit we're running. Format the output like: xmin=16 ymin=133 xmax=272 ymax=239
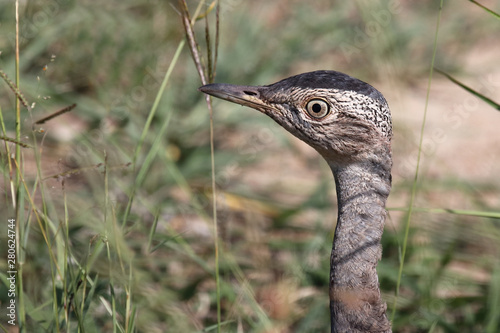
xmin=1 ymin=0 xmax=500 ymax=332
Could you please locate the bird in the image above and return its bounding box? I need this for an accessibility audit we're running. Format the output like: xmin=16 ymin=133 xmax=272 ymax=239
xmin=199 ymin=70 xmax=392 ymax=333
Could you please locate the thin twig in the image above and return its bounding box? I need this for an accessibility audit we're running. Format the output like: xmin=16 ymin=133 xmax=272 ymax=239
xmin=213 ymin=3 xmax=220 ymax=80
xmin=205 ymin=15 xmax=213 ymax=82
xmin=42 ymin=162 xmax=131 ymax=181
xmin=179 ymin=0 xmax=207 ymax=85
xmin=33 ymin=104 xmax=77 ymax=126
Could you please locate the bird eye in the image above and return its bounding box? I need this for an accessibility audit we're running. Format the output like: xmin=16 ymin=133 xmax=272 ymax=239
xmin=305 ymin=99 xmax=330 ymax=119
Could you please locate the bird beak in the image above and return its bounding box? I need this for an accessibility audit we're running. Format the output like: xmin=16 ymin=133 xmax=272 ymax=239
xmin=199 ymin=83 xmax=267 ymax=110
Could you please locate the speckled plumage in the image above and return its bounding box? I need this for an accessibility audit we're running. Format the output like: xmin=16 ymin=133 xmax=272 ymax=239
xmin=200 ymin=70 xmax=392 ymax=333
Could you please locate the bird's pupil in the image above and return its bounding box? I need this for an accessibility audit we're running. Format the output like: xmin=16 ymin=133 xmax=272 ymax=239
xmin=312 ymin=103 xmax=322 ymax=113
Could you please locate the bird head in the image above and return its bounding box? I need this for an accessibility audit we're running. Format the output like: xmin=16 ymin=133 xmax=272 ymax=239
xmin=199 ymin=70 xmax=392 ymax=167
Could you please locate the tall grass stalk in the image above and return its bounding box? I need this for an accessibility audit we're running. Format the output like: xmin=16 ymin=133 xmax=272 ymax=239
xmin=63 ymin=179 xmax=69 ymax=331
xmin=486 ymin=266 xmax=500 ymax=332
xmin=390 ymin=0 xmax=445 ymax=322
xmin=0 ymin=104 xmax=15 ymax=203
xmin=180 ymin=1 xmax=222 ymax=331
xmin=13 ymin=1 xmax=26 ymax=327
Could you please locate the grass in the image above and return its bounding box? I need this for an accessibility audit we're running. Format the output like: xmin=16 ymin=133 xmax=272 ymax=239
xmin=1 ymin=0 xmax=500 ymax=332
xmin=391 ymin=0 xmax=445 ymax=323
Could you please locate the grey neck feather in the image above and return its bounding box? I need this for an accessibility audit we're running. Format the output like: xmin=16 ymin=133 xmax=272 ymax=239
xmin=328 ymin=149 xmax=392 ymax=333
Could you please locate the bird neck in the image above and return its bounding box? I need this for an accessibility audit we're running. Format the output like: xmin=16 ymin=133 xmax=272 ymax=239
xmin=328 ymin=150 xmax=392 ymax=333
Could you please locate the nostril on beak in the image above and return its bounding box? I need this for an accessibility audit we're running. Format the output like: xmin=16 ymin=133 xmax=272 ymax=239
xmin=243 ymin=90 xmax=258 ymax=96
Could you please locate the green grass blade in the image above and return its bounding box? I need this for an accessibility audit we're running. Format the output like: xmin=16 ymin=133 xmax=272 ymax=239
xmin=121 ymin=39 xmax=185 ymax=227
xmin=435 ymin=68 xmax=500 ymax=111
xmin=469 ymin=0 xmax=500 ymax=19
xmin=486 ymin=266 xmax=500 ymax=332
xmin=389 ymin=207 xmax=500 ymax=219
